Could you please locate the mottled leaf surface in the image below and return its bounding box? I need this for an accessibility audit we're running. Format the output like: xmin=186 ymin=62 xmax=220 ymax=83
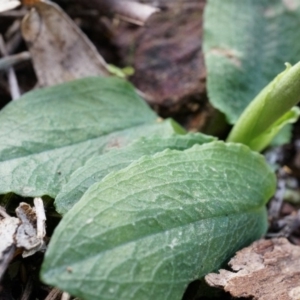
xmin=0 ymin=77 xmax=176 ymax=197
xmin=55 ymin=133 xmax=216 ymax=214
xmin=42 ymin=142 xmax=276 ymax=300
xmin=204 ymin=0 xmax=300 ymax=123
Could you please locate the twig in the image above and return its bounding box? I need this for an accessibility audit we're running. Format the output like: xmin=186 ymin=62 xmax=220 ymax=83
xmin=7 ymin=68 xmax=20 ymax=99
xmin=5 ymin=18 xmax=23 ymax=54
xmin=0 ymin=52 xmax=31 ymax=71
xmin=0 ymin=10 xmax=26 ymax=18
xmin=0 ymin=35 xmax=20 ymax=99
xmin=34 ymin=197 xmax=46 ymax=240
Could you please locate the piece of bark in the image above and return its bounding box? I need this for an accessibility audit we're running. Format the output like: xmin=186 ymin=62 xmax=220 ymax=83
xmin=205 ymin=238 xmax=300 ymax=300
xmin=21 ymin=0 xmax=109 ymax=87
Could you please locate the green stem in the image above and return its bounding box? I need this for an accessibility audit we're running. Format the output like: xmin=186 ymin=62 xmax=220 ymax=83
xmin=227 ymin=62 xmax=300 ymax=149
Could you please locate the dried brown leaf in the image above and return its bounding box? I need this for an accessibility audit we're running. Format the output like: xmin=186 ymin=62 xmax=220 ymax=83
xmin=21 ymin=0 xmax=109 ymax=87
xmin=15 ymin=198 xmax=46 ymax=257
xmin=205 ymin=238 xmax=300 ymax=300
xmin=130 ymin=3 xmax=206 ymax=107
xmin=0 ymin=199 xmax=46 ymax=279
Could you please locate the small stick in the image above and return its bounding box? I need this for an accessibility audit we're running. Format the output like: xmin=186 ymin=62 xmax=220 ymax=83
xmin=7 ymin=68 xmax=20 ymax=99
xmin=0 ymin=10 xmax=27 ymax=18
xmin=0 ymin=52 xmax=31 ymax=71
xmin=5 ymin=18 xmax=24 ymax=55
xmin=0 ymin=35 xmax=21 ymax=99
xmin=34 ymin=197 xmax=46 ymax=240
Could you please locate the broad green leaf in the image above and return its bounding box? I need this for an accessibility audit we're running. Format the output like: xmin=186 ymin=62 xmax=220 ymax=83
xmin=55 ymin=133 xmax=216 ymax=214
xmin=0 ymin=77 xmax=181 ymax=198
xmin=204 ymin=0 xmax=300 ymax=124
xmin=42 ymin=142 xmax=276 ymax=300
xmin=0 ymin=121 xmax=182 ymax=198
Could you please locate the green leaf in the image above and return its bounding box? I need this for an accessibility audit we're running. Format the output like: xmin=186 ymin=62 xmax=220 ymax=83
xmin=0 ymin=77 xmax=180 ymax=198
xmin=55 ymin=133 xmax=216 ymax=214
xmin=42 ymin=142 xmax=275 ymax=300
xmin=227 ymin=62 xmax=300 ymax=151
xmin=247 ymin=106 xmax=300 ymax=151
xmin=270 ymin=124 xmax=292 ymax=147
xmin=204 ymin=0 xmax=300 ymax=124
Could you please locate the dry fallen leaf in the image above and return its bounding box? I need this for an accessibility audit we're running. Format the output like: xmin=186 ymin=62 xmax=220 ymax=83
xmin=0 ymin=208 xmax=19 ymax=280
xmin=130 ymin=2 xmax=206 ymax=107
xmin=205 ymin=238 xmax=300 ymax=300
xmin=113 ymin=1 xmax=209 ymax=131
xmin=0 ymin=199 xmax=46 ymax=279
xmin=21 ymin=0 xmax=110 ymax=87
xmin=15 ymin=198 xmax=46 ymax=257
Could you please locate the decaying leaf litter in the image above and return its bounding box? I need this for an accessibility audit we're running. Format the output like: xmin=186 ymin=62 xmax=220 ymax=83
xmin=0 ymin=0 xmax=299 ymax=299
